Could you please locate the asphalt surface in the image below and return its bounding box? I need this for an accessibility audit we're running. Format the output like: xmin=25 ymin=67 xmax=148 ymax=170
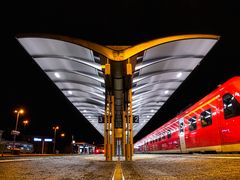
xmin=122 ymin=154 xmax=240 ymax=179
xmin=0 ymin=154 xmax=115 ymax=180
xmin=0 ymin=154 xmax=240 ymax=179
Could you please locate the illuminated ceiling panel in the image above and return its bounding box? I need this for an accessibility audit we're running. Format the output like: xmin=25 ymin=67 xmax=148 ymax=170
xmin=132 ymin=38 xmax=218 ymax=136
xmin=17 ymin=37 xmax=105 ymax=136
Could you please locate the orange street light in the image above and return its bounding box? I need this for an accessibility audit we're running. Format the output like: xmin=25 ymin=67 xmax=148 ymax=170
xmin=60 ymin=133 xmax=65 ymax=137
xmin=53 ymin=126 xmax=59 ymax=153
xmin=14 ymin=109 xmax=24 ymax=131
xmin=12 ymin=108 xmax=24 ymax=151
xmin=23 ymin=120 xmax=29 ymax=127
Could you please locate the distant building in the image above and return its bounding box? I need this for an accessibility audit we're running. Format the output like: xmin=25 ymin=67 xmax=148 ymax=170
xmin=72 ymin=142 xmax=95 ymax=154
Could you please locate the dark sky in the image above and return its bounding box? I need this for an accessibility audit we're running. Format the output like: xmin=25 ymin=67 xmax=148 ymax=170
xmin=1 ymin=1 xmax=240 ymax=145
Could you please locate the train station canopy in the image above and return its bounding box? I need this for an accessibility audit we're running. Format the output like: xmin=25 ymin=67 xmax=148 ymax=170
xmin=17 ymin=34 xmax=219 ymax=137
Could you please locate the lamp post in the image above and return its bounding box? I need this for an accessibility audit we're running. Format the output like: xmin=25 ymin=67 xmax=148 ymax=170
xmin=23 ymin=120 xmax=29 ymax=129
xmin=53 ymin=126 xmax=59 ymax=153
xmin=12 ymin=109 xmax=24 ymax=151
xmin=22 ymin=119 xmax=29 ymax=141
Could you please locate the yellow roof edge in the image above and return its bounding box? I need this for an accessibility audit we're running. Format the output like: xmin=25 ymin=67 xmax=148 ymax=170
xmin=123 ymin=34 xmax=220 ymax=60
xmin=17 ymin=33 xmax=220 ymax=61
xmin=16 ymin=33 xmax=116 ymax=60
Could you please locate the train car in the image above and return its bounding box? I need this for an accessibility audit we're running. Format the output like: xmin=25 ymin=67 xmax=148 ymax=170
xmin=134 ymin=76 xmax=240 ymax=153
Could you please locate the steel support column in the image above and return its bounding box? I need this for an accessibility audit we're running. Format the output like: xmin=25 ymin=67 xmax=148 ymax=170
xmin=111 ymin=96 xmax=115 ymax=157
xmin=105 ymin=95 xmax=112 ymax=161
xmin=125 ymin=61 xmax=133 ymax=161
xmin=122 ymin=111 xmax=126 ymax=157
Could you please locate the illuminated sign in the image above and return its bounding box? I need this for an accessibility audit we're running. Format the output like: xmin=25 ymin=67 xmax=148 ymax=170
xmin=33 ymin=138 xmax=53 ymax=142
xmin=11 ymin=130 xmax=20 ymax=136
xmin=44 ymin=138 xmax=53 ymax=142
xmin=33 ymin=138 xmax=42 ymax=142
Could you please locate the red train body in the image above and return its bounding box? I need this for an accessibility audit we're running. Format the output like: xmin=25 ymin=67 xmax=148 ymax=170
xmin=134 ymin=76 xmax=240 ymax=153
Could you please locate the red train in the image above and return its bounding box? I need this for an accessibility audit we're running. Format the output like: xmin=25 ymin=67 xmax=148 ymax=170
xmin=134 ymin=76 xmax=240 ymax=153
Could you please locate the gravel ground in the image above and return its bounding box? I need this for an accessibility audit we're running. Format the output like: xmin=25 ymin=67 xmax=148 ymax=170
xmin=0 ymin=155 xmax=115 ymax=180
xmin=121 ymin=154 xmax=240 ymax=180
xmin=1 ymin=154 xmax=240 ymax=179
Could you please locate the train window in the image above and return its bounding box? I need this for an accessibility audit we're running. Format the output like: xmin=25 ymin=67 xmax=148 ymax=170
xmin=200 ymin=108 xmax=212 ymax=127
xmin=223 ymin=93 xmax=240 ymax=119
xmin=188 ymin=116 xmax=197 ymax=131
xmin=180 ymin=122 xmax=184 ymax=133
xmin=167 ymin=130 xmax=171 ymax=138
xmin=161 ymin=132 xmax=166 ymax=140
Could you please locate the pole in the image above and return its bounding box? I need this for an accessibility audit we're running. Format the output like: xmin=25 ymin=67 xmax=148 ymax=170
xmin=53 ymin=129 xmax=56 ymax=154
xmin=12 ymin=112 xmax=20 ymax=151
xmin=42 ymin=140 xmax=45 ymax=154
xmin=71 ymin=135 xmax=74 ymax=154
xmin=15 ymin=112 xmax=20 ymax=131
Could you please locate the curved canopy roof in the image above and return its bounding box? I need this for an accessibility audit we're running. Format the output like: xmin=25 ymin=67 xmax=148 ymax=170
xmin=17 ymin=37 xmax=105 ymax=135
xmin=132 ymin=38 xmax=218 ymax=136
xmin=17 ymin=34 xmax=219 ymax=137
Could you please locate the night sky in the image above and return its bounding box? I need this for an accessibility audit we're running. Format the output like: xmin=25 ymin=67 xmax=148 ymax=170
xmin=1 ymin=1 xmax=240 ymax=145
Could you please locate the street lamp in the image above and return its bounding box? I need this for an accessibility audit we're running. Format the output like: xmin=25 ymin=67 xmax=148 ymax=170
xmin=12 ymin=109 xmax=24 ymax=151
xmin=23 ymin=119 xmax=29 ymax=128
xmin=53 ymin=126 xmax=59 ymax=153
xmin=60 ymin=133 xmax=65 ymax=138
xmin=22 ymin=119 xmax=29 ymax=141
